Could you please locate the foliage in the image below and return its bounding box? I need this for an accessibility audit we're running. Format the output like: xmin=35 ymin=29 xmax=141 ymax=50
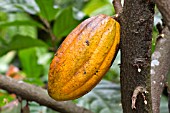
xmin=77 ymin=80 xmax=122 ymax=113
xmin=0 ymin=0 xmax=167 ymax=113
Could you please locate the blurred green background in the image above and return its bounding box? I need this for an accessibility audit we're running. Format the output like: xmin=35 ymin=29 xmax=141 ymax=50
xmin=0 ymin=0 xmax=168 ymax=113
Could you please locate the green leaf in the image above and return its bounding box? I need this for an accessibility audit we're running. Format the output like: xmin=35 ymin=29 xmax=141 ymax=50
xmin=0 ymin=89 xmax=15 ymax=107
xmin=90 ymin=4 xmax=114 ymax=16
xmin=14 ymin=3 xmax=39 ymax=15
xmin=53 ymin=7 xmax=80 ymax=38
xmin=0 ymin=0 xmax=38 ymax=14
xmin=0 ymin=12 xmax=38 ymax=40
xmin=24 ymin=77 xmax=44 ymax=86
xmin=83 ymin=0 xmax=114 ymax=16
xmin=77 ymin=80 xmax=122 ymax=113
xmin=0 ymin=11 xmax=7 ymax=21
xmin=0 ymin=51 xmax=16 ymax=73
xmin=0 ymin=35 xmax=48 ymax=56
xmin=152 ymin=27 xmax=158 ymax=52
xmin=29 ymin=102 xmax=57 ymax=113
xmin=36 ymin=48 xmax=53 ymax=82
xmin=35 ymin=0 xmax=59 ymax=21
xmin=18 ymin=48 xmax=43 ymax=78
xmin=0 ymin=20 xmax=44 ymax=29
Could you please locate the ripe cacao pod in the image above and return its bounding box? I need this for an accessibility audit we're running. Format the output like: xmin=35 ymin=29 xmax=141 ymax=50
xmin=48 ymin=14 xmax=120 ymax=101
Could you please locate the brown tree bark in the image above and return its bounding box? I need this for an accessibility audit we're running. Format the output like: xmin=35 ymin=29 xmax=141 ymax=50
xmin=120 ymin=0 xmax=154 ymax=112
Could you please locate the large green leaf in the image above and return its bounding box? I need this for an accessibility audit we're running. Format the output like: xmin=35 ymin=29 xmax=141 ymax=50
xmin=36 ymin=48 xmax=53 ymax=82
xmin=53 ymin=7 xmax=80 ymax=38
xmin=0 ymin=20 xmax=44 ymax=29
xmin=35 ymin=0 xmax=59 ymax=21
xmin=0 ymin=12 xmax=38 ymax=43
xmin=77 ymin=80 xmax=122 ymax=113
xmin=0 ymin=11 xmax=7 ymax=21
xmin=0 ymin=35 xmax=48 ymax=56
xmin=83 ymin=0 xmax=114 ymax=16
xmin=18 ymin=48 xmax=43 ymax=79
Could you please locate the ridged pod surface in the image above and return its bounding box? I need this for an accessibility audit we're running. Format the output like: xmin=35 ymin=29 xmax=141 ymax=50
xmin=48 ymin=14 xmax=120 ymax=101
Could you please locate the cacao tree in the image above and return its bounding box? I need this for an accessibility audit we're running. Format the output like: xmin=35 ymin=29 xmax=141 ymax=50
xmin=0 ymin=0 xmax=170 ymax=113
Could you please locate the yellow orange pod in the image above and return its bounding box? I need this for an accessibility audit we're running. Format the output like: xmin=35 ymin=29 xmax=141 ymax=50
xmin=48 ymin=14 xmax=120 ymax=101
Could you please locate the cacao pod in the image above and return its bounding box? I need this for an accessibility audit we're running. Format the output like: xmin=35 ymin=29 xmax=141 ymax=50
xmin=48 ymin=14 xmax=120 ymax=101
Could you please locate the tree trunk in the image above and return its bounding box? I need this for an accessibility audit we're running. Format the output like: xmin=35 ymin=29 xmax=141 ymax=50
xmin=120 ymin=0 xmax=154 ymax=113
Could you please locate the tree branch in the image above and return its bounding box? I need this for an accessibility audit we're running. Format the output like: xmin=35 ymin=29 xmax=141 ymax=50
xmin=155 ymin=0 xmax=170 ymax=30
xmin=151 ymin=26 xmax=170 ymax=113
xmin=40 ymin=17 xmax=57 ymax=51
xmin=0 ymin=75 xmax=93 ymax=113
xmin=151 ymin=0 xmax=170 ymax=113
xmin=112 ymin=0 xmax=123 ymax=15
